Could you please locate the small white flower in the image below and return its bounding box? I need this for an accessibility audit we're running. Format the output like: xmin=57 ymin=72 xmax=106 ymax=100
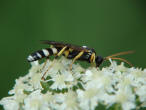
xmin=63 ymin=91 xmax=79 ymax=110
xmin=29 ymin=61 xmax=41 ymax=76
xmin=77 ymin=87 xmax=99 ymax=110
xmin=135 ymin=85 xmax=146 ymax=102
xmin=72 ymin=63 xmax=85 ymax=79
xmin=0 ymin=57 xmax=146 ymax=110
xmin=50 ymin=73 xmax=67 ymax=90
xmin=55 ymin=91 xmax=79 ymax=110
xmin=0 ymin=96 xmax=19 ymax=110
xmin=8 ymin=78 xmax=32 ymax=103
xmin=114 ymin=87 xmax=135 ymax=110
xmin=42 ymin=92 xmax=54 ymax=103
xmin=50 ymin=70 xmax=74 ymax=90
xmin=114 ymin=62 xmax=128 ymax=72
xmin=83 ymin=68 xmax=114 ymax=92
xmin=30 ymin=73 xmax=42 ymax=89
xmin=23 ymin=90 xmax=50 ymax=110
xmin=44 ymin=57 xmax=70 ymax=76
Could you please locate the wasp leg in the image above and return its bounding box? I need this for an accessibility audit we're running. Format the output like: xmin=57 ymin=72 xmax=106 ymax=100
xmin=41 ymin=57 xmax=49 ymax=72
xmin=41 ymin=59 xmax=56 ymax=80
xmin=89 ymin=53 xmax=96 ymax=67
xmin=70 ymin=51 xmax=84 ymax=70
xmin=56 ymin=46 xmax=67 ymax=58
xmin=90 ymin=53 xmax=96 ymax=63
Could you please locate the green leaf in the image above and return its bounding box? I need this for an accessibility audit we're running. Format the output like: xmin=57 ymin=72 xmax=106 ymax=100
xmin=51 ymin=88 xmax=68 ymax=93
xmin=77 ymin=82 xmax=84 ymax=90
xmin=107 ymin=103 xmax=122 ymax=110
xmin=23 ymin=90 xmax=32 ymax=95
xmin=45 ymin=76 xmax=52 ymax=80
xmin=19 ymin=103 xmax=24 ymax=110
xmin=95 ymin=103 xmax=106 ymax=110
xmin=41 ymin=81 xmax=53 ymax=94
xmin=72 ymin=85 xmax=78 ymax=91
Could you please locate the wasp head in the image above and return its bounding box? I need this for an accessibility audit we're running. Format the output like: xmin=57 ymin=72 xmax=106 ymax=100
xmin=95 ymin=56 xmax=104 ymax=67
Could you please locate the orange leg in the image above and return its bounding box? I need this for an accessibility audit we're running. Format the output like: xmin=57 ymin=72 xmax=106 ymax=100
xmin=70 ymin=51 xmax=84 ymax=70
xmin=41 ymin=57 xmax=49 ymax=72
xmin=41 ymin=59 xmax=56 ymax=80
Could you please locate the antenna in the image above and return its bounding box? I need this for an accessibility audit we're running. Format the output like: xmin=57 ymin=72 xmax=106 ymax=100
xmin=105 ymin=50 xmax=134 ymax=66
xmin=106 ymin=51 xmax=134 ymax=59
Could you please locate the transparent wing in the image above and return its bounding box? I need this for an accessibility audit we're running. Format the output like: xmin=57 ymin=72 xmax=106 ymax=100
xmin=41 ymin=40 xmax=91 ymax=52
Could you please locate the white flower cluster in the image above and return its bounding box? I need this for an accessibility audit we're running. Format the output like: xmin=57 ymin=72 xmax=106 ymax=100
xmin=0 ymin=57 xmax=146 ymax=110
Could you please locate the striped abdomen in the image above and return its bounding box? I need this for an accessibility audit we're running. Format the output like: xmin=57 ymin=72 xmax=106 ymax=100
xmin=27 ymin=48 xmax=58 ymax=62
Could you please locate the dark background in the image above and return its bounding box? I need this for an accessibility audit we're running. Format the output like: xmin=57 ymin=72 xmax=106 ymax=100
xmin=0 ymin=0 xmax=146 ymax=108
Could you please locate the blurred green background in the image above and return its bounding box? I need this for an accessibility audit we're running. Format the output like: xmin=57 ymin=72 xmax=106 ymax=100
xmin=0 ymin=0 xmax=146 ymax=107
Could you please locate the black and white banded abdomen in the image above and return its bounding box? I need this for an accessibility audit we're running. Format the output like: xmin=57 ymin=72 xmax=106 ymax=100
xmin=27 ymin=48 xmax=58 ymax=62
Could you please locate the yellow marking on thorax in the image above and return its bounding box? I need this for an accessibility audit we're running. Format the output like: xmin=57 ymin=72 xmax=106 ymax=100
xmin=69 ymin=48 xmax=73 ymax=52
xmin=64 ymin=50 xmax=69 ymax=57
